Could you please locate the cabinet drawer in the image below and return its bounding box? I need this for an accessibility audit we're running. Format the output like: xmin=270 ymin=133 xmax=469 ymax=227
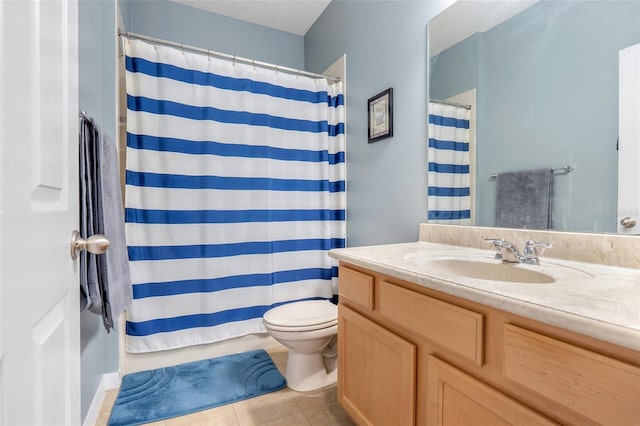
xmin=503 ymin=324 xmax=640 ymax=425
xmin=379 ymin=281 xmax=484 ymax=366
xmin=338 ymin=266 xmax=374 ymax=311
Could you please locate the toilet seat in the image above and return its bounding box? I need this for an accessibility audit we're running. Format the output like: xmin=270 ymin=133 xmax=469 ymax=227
xmin=263 ymin=300 xmax=337 ymax=332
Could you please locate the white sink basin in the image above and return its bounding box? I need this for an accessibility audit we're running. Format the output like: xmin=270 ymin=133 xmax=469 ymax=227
xmin=421 ymin=258 xmax=556 ymax=284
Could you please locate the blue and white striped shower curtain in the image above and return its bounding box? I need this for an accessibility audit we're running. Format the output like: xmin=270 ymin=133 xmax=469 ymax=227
xmin=123 ymin=39 xmax=345 ymax=353
xmin=428 ymin=102 xmax=471 ymax=224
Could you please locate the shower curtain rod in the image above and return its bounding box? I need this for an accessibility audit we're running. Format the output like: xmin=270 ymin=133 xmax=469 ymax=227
xmin=118 ymin=30 xmax=341 ymax=83
xmin=430 ymin=98 xmax=472 ymax=110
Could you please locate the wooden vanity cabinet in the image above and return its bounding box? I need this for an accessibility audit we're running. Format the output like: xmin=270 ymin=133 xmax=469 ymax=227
xmin=337 ymin=262 xmax=640 ymax=426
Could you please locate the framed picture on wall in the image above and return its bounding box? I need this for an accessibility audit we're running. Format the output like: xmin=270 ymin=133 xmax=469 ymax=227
xmin=368 ymin=88 xmax=393 ymax=143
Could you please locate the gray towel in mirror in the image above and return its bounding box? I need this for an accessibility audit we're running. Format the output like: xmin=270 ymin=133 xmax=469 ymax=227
xmin=495 ymin=168 xmax=553 ymax=229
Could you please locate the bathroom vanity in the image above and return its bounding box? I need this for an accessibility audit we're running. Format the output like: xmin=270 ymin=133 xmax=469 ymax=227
xmin=329 ymin=226 xmax=640 ymax=425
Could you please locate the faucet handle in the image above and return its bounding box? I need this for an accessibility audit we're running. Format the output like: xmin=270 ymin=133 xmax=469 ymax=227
xmin=484 ymin=238 xmax=505 ymax=259
xmin=525 ymin=240 xmax=552 ymax=250
xmin=524 ymin=240 xmax=552 ymax=264
xmin=484 ymin=238 xmax=505 ymax=246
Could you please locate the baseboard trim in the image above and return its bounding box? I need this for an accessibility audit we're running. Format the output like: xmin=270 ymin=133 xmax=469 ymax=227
xmin=83 ymin=372 xmax=121 ymax=426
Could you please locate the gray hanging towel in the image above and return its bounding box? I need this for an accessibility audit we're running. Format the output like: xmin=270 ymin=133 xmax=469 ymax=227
xmin=99 ymin=126 xmax=132 ymax=327
xmin=79 ymin=117 xmax=107 ymax=317
xmin=495 ymin=168 xmax=553 ymax=229
xmin=79 ymin=116 xmax=132 ymax=331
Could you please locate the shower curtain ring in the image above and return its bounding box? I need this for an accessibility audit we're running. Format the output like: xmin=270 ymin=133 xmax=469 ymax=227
xmin=207 ymin=50 xmax=211 ymax=61
xmin=153 ymin=38 xmax=157 ymax=50
xmin=181 ymin=44 xmax=184 ymax=55
xmin=233 ymin=55 xmax=236 ymax=67
xmin=275 ymin=65 xmax=279 ymax=75
xmin=252 ymin=59 xmax=256 ymax=70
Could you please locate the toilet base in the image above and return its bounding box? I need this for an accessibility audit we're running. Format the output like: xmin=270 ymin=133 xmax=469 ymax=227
xmin=285 ymin=351 xmax=337 ymax=392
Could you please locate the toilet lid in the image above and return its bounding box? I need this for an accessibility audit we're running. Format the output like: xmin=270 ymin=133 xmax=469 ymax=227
xmin=263 ymin=300 xmax=337 ymax=330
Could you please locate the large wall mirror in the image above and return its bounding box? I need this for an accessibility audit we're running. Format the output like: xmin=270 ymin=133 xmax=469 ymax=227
xmin=428 ymin=0 xmax=640 ymax=234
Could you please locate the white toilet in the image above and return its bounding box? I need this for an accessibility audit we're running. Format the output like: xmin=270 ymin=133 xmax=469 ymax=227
xmin=263 ymin=300 xmax=338 ymax=392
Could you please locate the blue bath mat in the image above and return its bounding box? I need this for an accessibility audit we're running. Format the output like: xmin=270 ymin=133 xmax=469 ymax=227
xmin=108 ymin=349 xmax=286 ymax=425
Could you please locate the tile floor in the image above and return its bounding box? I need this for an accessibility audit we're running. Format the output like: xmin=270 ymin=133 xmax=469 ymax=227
xmin=95 ymin=348 xmax=354 ymax=426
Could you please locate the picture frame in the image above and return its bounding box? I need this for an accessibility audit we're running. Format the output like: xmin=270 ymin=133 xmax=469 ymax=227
xmin=368 ymin=88 xmax=393 ymax=143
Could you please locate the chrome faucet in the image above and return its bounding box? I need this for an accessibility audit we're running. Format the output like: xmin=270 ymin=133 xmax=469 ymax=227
xmin=484 ymin=239 xmax=552 ymax=265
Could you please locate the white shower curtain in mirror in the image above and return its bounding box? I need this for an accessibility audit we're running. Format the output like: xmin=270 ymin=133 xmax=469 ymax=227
xmin=123 ymin=38 xmax=346 ymax=353
xmin=428 ymin=102 xmax=471 ymax=224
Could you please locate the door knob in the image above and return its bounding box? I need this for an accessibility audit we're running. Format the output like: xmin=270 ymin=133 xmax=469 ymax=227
xmin=620 ymin=217 xmax=637 ymax=228
xmin=70 ymin=230 xmax=110 ymax=260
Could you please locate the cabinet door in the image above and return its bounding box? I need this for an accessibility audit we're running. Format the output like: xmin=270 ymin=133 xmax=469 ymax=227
xmin=426 ymin=356 xmax=556 ymax=426
xmin=338 ymin=305 xmax=416 ymax=425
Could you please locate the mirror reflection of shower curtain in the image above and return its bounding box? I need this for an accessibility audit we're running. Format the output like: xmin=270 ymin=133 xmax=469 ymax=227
xmin=122 ymin=38 xmax=345 ymax=353
xmin=428 ymin=102 xmax=471 ymax=224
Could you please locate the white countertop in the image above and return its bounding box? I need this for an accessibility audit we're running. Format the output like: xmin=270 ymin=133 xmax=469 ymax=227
xmin=329 ymin=242 xmax=640 ymax=351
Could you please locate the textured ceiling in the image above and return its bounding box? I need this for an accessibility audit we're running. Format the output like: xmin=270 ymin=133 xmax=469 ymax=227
xmin=170 ymin=0 xmax=332 ymax=36
xmin=169 ymin=0 xmax=538 ymax=53
xmin=429 ymin=0 xmax=539 ymax=57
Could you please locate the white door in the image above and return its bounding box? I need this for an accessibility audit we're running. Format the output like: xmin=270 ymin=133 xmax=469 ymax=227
xmin=0 ymin=1 xmax=80 ymax=425
xmin=618 ymin=43 xmax=640 ymax=234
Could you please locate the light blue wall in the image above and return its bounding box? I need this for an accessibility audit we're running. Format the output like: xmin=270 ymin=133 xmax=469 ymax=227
xmin=78 ymin=0 xmax=119 ymax=422
xmin=119 ymin=0 xmax=305 ymax=70
xmin=305 ymin=0 xmax=454 ymax=247
xmin=429 ymin=33 xmax=480 ymax=100
xmin=430 ymin=0 xmax=640 ymax=233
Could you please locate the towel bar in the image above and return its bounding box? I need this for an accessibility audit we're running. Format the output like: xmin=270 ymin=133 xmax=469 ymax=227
xmin=489 ymin=165 xmax=573 ymax=180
